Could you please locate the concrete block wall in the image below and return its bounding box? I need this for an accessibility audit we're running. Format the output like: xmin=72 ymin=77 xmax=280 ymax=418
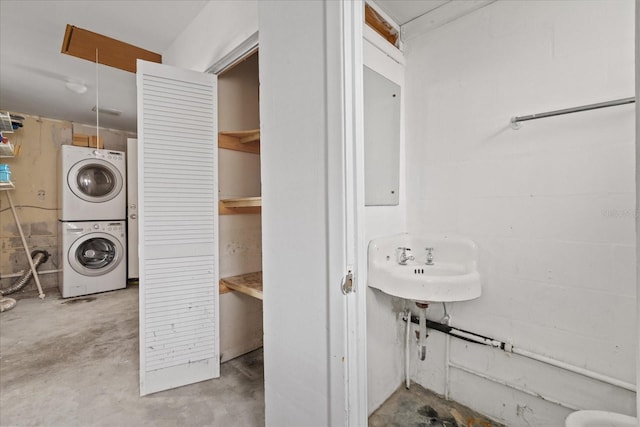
xmin=403 ymin=1 xmax=636 ymax=425
xmin=0 ymin=114 xmax=132 ymax=296
xmin=0 ymin=116 xmax=70 ymax=293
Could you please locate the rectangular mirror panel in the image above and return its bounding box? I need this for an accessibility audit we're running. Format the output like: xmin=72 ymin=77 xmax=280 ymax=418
xmin=364 ymin=66 xmax=401 ymax=206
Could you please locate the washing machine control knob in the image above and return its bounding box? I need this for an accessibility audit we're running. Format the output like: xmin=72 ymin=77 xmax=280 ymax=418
xmin=93 ymin=224 xmax=99 ymax=230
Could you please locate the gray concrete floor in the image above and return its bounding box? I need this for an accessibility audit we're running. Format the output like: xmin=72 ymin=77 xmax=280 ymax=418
xmin=369 ymin=382 xmax=503 ymax=427
xmin=0 ymin=286 xmax=265 ymax=427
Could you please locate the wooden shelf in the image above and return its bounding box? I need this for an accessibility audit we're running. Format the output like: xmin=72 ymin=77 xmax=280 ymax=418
xmin=219 ymin=196 xmax=261 ymax=215
xmin=0 ymin=142 xmax=15 ymax=157
xmin=0 ymin=181 xmax=15 ymax=191
xmin=219 ymin=271 xmax=263 ymax=300
xmin=0 ymin=112 xmax=14 ymax=133
xmin=218 ymin=129 xmax=260 ymax=154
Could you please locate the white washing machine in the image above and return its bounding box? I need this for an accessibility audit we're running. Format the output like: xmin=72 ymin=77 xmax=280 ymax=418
xmin=58 ymin=220 xmax=127 ymax=298
xmin=58 ymin=145 xmax=126 ymax=221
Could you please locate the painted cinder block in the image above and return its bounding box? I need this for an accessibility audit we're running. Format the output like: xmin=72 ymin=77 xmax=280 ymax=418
xmin=402 ymin=0 xmax=635 ymax=424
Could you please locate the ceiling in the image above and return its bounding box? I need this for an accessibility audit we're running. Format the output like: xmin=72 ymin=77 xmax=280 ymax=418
xmin=0 ymin=0 xmax=472 ymax=134
xmin=0 ymin=0 xmax=208 ymax=132
xmin=375 ymin=0 xmax=450 ymax=26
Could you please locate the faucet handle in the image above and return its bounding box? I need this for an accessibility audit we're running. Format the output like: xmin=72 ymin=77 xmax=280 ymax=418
xmin=396 ymin=247 xmax=414 ymax=265
xmin=425 ymin=247 xmax=434 ymax=265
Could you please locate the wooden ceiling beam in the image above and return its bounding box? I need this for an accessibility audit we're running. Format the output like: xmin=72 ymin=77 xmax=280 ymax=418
xmin=61 ymin=24 xmax=161 ymax=73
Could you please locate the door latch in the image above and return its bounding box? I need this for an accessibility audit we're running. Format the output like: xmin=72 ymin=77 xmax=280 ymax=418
xmin=341 ymin=270 xmax=354 ymax=295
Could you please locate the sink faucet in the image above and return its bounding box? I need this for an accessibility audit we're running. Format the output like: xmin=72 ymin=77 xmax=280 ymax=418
xmin=396 ymin=247 xmax=414 ymax=265
xmin=425 ymin=247 xmax=434 ymax=265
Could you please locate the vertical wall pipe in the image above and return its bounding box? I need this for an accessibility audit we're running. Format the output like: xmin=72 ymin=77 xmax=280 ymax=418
xmin=405 ymin=309 xmax=411 ymax=388
xmin=444 ymin=325 xmax=451 ymax=400
xmin=444 ymin=334 xmax=451 ymax=400
xmin=418 ymin=307 xmax=427 ymax=361
xmin=442 ymin=302 xmax=451 ymax=400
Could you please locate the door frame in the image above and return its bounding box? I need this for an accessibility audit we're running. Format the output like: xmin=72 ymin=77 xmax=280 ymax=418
xmin=342 ymin=1 xmax=368 ymax=424
xmin=209 ymin=22 xmax=369 ymax=422
xmin=207 ymin=32 xmax=258 ymax=75
xmin=135 ymin=1 xmax=369 ymax=413
xmin=258 ymin=1 xmax=367 ymax=425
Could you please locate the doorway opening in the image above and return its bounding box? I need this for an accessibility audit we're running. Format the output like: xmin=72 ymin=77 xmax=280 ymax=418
xmin=215 ymin=48 xmax=265 ymax=420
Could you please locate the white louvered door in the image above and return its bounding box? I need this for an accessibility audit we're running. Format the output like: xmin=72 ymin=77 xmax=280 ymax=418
xmin=136 ymin=60 xmax=218 ymax=396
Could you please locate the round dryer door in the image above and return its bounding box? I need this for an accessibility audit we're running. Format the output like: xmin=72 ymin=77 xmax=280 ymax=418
xmin=68 ymin=159 xmax=124 ymax=203
xmin=69 ymin=233 xmax=124 ymax=276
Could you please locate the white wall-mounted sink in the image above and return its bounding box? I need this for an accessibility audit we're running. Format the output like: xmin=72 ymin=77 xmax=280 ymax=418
xmin=367 ymin=233 xmax=481 ymax=303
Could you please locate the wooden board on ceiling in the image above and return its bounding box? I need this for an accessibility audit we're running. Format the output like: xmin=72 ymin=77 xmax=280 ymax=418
xmin=365 ymin=4 xmax=399 ymax=47
xmin=61 ymin=24 xmax=162 ymax=73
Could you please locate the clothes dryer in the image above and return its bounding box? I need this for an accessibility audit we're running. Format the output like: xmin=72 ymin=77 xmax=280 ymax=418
xmin=58 ymin=145 xmax=126 ymax=221
xmin=58 ymin=220 xmax=126 ymax=298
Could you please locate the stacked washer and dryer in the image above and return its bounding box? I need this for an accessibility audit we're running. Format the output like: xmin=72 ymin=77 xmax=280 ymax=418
xmin=57 ymin=145 xmax=127 ymax=298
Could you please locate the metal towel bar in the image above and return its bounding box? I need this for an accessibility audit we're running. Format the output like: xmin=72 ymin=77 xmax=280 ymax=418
xmin=510 ymin=96 xmax=635 ymax=129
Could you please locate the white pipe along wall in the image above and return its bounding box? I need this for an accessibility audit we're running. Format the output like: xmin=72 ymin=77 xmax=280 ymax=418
xmin=405 ymin=312 xmax=636 ymax=396
xmin=401 ymin=1 xmax=636 ymax=426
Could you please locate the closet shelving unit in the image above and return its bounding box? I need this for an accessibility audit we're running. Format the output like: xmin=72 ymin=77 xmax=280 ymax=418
xmin=0 ymin=112 xmax=14 ymax=134
xmin=0 ymin=181 xmax=15 ymax=190
xmin=0 ymin=141 xmax=15 ymax=158
xmin=219 ymin=196 xmax=261 ymax=215
xmin=218 ymin=129 xmax=260 ymax=154
xmin=217 ymin=128 xmax=263 ymax=300
xmin=219 ymin=271 xmax=263 ymax=300
xmin=0 ymin=112 xmax=16 ymax=191
xmin=0 ymin=112 xmax=45 ymax=299
xmin=218 ymin=128 xmax=261 ymax=215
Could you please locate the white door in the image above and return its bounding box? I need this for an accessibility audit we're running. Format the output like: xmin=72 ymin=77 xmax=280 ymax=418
xmin=136 ymin=60 xmax=219 ymax=396
xmin=259 ymin=1 xmax=366 ymax=425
